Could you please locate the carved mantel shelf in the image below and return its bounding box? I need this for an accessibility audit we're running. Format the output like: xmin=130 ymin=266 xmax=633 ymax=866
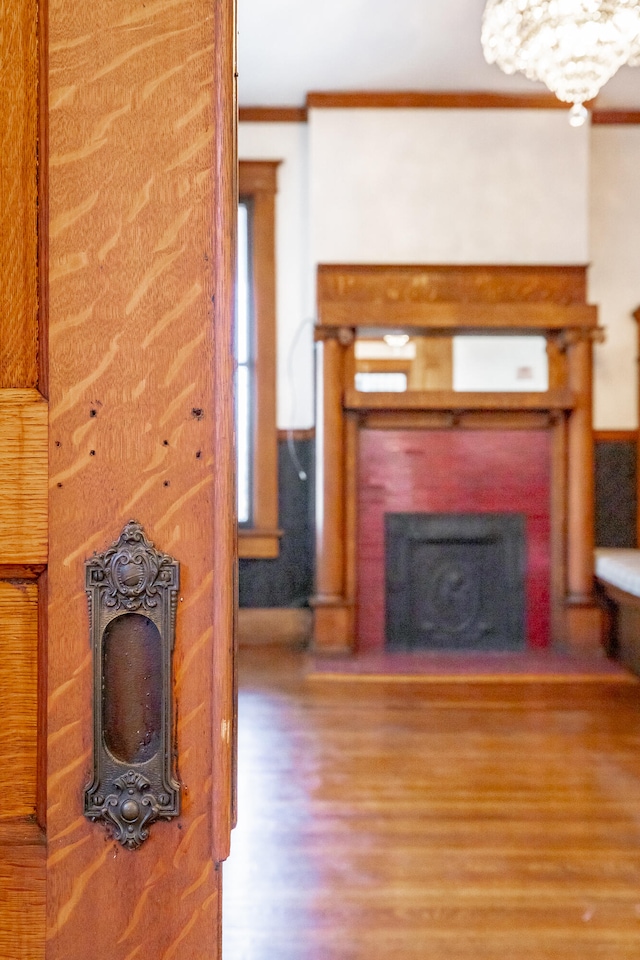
xmin=318 ymin=302 xmax=598 ymax=332
xmin=312 ymin=264 xmax=603 ymax=657
xmin=343 ymin=387 xmax=575 ymax=412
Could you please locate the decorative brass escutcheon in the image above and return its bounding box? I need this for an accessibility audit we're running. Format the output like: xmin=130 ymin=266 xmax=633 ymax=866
xmin=84 ymin=521 xmax=180 ymax=849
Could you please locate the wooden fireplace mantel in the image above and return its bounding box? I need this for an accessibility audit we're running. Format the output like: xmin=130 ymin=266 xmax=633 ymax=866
xmin=312 ymin=264 xmax=604 ymax=656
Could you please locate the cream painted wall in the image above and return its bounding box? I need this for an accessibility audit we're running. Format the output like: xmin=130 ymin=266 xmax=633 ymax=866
xmin=589 ymin=126 xmax=640 ymax=430
xmin=309 ymin=108 xmax=589 ymax=264
xmin=239 ymin=122 xmax=314 ymax=429
xmin=241 ymin=112 xmax=638 ymax=430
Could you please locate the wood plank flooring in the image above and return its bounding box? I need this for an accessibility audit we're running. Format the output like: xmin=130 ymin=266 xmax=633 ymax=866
xmin=223 ymin=646 xmax=640 ymax=959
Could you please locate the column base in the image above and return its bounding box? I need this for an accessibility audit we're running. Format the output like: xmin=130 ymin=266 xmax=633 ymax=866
xmin=564 ymin=599 xmax=605 ymax=656
xmin=310 ymin=596 xmax=354 ymax=655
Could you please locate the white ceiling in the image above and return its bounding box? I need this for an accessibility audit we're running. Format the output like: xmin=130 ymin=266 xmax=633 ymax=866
xmin=237 ymin=0 xmax=640 ymax=108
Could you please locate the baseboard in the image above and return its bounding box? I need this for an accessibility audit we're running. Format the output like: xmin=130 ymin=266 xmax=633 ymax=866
xmin=238 ymin=607 xmax=312 ymax=646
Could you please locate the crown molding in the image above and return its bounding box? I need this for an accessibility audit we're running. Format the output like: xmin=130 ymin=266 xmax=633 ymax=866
xmin=306 ymin=90 xmax=570 ymax=110
xmin=239 ymin=106 xmax=308 ymax=123
xmin=238 ymin=94 xmax=640 ymax=123
xmin=592 ymin=111 xmax=640 ymax=125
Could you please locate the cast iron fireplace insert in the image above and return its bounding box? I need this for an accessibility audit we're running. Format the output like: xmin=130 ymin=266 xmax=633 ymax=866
xmin=385 ymin=512 xmax=526 ymax=651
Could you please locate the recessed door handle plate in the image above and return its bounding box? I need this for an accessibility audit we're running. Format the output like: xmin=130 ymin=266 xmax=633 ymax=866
xmin=84 ymin=521 xmax=180 ymax=849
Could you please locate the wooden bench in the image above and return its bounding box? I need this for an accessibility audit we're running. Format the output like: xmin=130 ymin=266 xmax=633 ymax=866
xmin=596 ymin=549 xmax=640 ymax=676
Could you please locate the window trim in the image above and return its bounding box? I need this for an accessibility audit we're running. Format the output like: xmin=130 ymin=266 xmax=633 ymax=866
xmin=237 ymin=160 xmax=281 ymax=558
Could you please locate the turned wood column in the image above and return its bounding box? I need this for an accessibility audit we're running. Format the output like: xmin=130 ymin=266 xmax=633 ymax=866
xmin=312 ymin=332 xmax=353 ymax=653
xmin=565 ymin=330 xmax=602 ymax=653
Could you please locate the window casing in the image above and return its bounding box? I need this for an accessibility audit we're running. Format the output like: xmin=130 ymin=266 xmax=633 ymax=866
xmin=237 ymin=161 xmax=280 ymax=558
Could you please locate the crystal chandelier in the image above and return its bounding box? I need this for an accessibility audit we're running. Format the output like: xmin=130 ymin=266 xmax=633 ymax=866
xmin=482 ymin=1 xmax=640 ymax=125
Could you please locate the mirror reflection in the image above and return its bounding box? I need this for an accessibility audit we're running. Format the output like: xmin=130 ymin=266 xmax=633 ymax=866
xmin=354 ymin=332 xmax=549 ymax=392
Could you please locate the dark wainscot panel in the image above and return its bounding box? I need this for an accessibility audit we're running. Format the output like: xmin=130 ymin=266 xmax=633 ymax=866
xmin=239 ymin=437 xmax=314 ymax=607
xmin=594 ymin=438 xmax=637 ymax=548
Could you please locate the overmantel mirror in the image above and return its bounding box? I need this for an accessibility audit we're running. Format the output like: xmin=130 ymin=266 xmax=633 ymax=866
xmin=353 ymin=330 xmax=551 ymax=395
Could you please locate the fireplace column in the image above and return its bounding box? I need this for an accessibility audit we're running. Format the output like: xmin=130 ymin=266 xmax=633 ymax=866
xmin=312 ymin=330 xmax=354 ymax=653
xmin=565 ymin=329 xmax=602 ymax=654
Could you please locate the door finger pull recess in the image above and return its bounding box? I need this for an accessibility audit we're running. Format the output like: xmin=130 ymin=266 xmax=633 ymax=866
xmin=84 ymin=521 xmax=180 ymax=849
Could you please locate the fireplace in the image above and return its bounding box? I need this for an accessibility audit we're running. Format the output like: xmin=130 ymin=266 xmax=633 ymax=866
xmin=358 ymin=428 xmax=550 ymax=651
xmin=312 ymin=264 xmax=604 ymax=656
xmin=385 ymin=512 xmax=526 ymax=651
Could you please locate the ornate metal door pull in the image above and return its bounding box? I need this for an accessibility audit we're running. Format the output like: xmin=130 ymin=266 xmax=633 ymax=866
xmin=84 ymin=521 xmax=180 ymax=849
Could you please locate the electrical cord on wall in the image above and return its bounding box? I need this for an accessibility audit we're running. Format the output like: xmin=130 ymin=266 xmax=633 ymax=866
xmin=285 ymin=316 xmax=315 ymax=481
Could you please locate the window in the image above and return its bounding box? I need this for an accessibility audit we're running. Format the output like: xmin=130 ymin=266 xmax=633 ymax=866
xmin=236 ymin=200 xmax=252 ymax=525
xmin=236 ymin=161 xmax=280 ymax=558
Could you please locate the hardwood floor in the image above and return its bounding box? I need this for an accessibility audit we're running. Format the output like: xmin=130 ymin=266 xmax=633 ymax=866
xmin=223 ymin=646 xmax=640 ymax=959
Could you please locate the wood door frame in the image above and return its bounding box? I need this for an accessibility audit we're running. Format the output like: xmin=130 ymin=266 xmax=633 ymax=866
xmin=41 ymin=0 xmax=236 ymax=956
xmin=4 ymin=0 xmax=238 ymax=949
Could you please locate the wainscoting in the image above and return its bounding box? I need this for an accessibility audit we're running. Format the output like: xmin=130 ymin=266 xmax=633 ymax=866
xmin=238 ymin=432 xmax=637 ymax=650
xmin=239 ymin=435 xmax=314 ymax=608
xmin=594 ymin=433 xmax=637 ymax=548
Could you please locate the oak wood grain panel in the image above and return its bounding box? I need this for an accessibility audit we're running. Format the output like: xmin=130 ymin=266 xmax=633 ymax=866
xmin=0 ymin=581 xmax=39 ymax=819
xmin=47 ymin=0 xmax=235 ymax=954
xmin=0 ymin=824 xmax=45 ymax=960
xmin=37 ymin=568 xmax=48 ymax=831
xmin=317 ymin=264 xmax=588 ymax=306
xmin=37 ymin=0 xmax=50 ymax=401
xmin=0 ymin=0 xmax=39 ymax=388
xmin=212 ymin=0 xmax=237 ymax=858
xmin=0 ymin=390 xmax=48 ymax=565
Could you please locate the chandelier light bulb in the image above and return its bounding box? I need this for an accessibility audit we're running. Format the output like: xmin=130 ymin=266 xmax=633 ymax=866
xmin=482 ymin=0 xmax=640 ymax=121
xmin=569 ymin=102 xmax=589 ymax=124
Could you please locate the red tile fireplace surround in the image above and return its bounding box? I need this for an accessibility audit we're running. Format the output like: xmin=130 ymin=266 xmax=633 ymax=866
xmin=357 ymin=429 xmax=551 ymax=651
xmin=311 ymin=264 xmax=604 ymax=657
